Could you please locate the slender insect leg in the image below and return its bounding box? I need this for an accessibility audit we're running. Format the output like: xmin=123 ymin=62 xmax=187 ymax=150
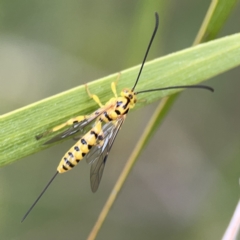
xmin=36 ymin=116 xmax=87 ymax=140
xmin=85 ymin=84 xmax=104 ymax=107
xmin=52 ymin=116 xmax=87 ymax=132
xmin=111 ymin=73 xmax=121 ymax=98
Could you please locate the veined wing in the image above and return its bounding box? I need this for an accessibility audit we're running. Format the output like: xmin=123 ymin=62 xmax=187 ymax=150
xmin=85 ymin=121 xmax=115 ymax=165
xmin=87 ymin=116 xmax=126 ymax=192
xmin=43 ymin=105 xmax=114 ymax=145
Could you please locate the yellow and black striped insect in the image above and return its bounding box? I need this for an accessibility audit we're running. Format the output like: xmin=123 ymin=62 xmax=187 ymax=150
xmin=21 ymin=12 xmax=213 ymax=222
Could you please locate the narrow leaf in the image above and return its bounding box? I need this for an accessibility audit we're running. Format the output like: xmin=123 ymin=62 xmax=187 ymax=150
xmin=1 ymin=33 xmax=240 ymax=166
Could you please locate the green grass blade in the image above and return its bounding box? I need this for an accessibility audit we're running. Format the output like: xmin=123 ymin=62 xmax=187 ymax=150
xmin=195 ymin=0 xmax=239 ymax=42
xmin=1 ymin=33 xmax=240 ymax=167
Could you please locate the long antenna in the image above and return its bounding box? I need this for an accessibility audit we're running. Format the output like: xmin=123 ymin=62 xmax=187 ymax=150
xmin=131 ymin=12 xmax=159 ymax=91
xmin=21 ymin=171 xmax=59 ymax=222
xmin=136 ymin=84 xmax=214 ymax=94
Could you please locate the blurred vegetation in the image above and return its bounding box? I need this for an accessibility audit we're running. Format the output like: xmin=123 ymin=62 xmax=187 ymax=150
xmin=1 ymin=1 xmax=240 ymax=240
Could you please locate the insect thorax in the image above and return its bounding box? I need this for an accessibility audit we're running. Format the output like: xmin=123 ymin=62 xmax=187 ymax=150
xmin=99 ymin=91 xmax=135 ymax=123
xmin=120 ymin=88 xmax=137 ymax=107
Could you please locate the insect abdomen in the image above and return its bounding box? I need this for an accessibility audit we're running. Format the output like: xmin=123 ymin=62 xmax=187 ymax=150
xmin=57 ymin=121 xmax=103 ymax=173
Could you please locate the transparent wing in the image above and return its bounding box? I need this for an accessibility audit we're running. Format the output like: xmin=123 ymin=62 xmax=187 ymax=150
xmin=85 ymin=121 xmax=116 ymax=165
xmin=43 ymin=106 xmax=113 ymax=145
xmin=43 ymin=118 xmax=93 ymax=145
xmin=87 ymin=116 xmax=126 ymax=192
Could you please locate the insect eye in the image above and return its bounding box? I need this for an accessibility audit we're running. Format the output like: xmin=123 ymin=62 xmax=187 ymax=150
xmin=129 ymin=94 xmax=133 ymax=99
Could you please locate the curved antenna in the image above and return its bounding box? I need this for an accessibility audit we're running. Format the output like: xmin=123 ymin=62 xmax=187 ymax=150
xmin=131 ymin=12 xmax=159 ymax=91
xmin=136 ymin=84 xmax=214 ymax=94
xmin=21 ymin=171 xmax=59 ymax=222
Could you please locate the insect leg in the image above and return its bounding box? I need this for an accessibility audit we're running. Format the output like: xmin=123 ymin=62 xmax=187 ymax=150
xmin=111 ymin=73 xmax=121 ymax=98
xmin=36 ymin=116 xmax=88 ymax=140
xmin=85 ymin=84 xmax=104 ymax=107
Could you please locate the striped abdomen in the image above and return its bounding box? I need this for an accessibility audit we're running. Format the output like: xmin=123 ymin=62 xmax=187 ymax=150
xmin=57 ymin=120 xmax=103 ymax=173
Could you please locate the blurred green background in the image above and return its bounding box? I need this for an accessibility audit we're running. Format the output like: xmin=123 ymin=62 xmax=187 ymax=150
xmin=1 ymin=0 xmax=240 ymax=239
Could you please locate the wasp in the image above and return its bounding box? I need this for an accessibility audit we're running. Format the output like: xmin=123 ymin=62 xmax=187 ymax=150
xmin=21 ymin=12 xmax=213 ymax=222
